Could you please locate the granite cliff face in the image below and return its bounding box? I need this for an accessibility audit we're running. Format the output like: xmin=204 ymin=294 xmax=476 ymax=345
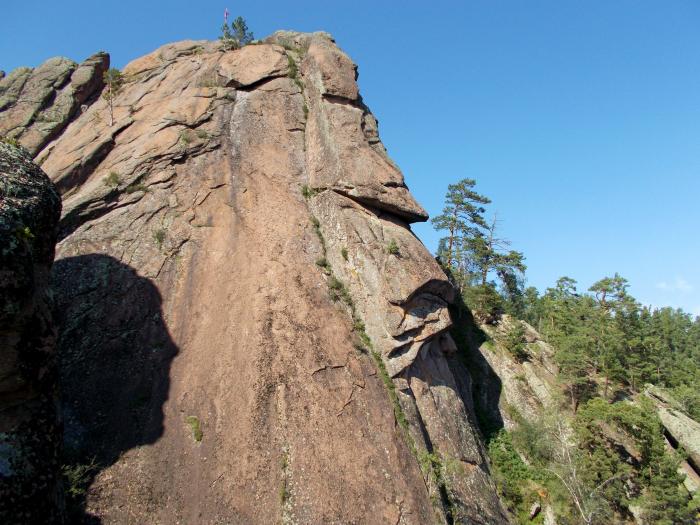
xmin=1 ymin=33 xmax=507 ymax=523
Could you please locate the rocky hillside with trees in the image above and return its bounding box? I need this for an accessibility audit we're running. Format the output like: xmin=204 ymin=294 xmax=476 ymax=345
xmin=432 ymin=178 xmax=700 ymax=524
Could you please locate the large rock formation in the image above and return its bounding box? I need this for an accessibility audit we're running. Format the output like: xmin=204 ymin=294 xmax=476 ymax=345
xmin=0 ymin=143 xmax=62 ymax=523
xmin=1 ymin=33 xmax=507 ymax=523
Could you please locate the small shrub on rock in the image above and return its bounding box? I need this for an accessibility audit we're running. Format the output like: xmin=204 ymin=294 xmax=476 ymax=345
xmin=301 ymin=184 xmax=318 ymax=199
xmin=153 ymin=229 xmax=166 ymax=247
xmin=185 ymin=415 xmax=203 ymax=442
xmin=386 ymin=239 xmax=400 ymax=256
xmin=104 ymin=171 xmax=120 ymax=187
xmin=0 ymin=135 xmax=21 ymax=147
xmin=503 ymin=323 xmax=528 ymax=361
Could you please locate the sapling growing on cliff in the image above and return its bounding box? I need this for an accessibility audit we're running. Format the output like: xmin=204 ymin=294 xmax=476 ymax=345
xmin=102 ymin=68 xmax=124 ymax=126
xmin=386 ymin=239 xmax=400 ymax=256
xmin=220 ymin=9 xmax=254 ymax=50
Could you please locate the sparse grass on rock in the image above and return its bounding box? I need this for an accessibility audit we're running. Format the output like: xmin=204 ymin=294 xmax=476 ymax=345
xmin=185 ymin=415 xmax=203 ymax=442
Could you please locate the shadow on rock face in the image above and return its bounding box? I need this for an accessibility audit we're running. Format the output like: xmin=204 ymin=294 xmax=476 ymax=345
xmin=51 ymin=254 xmax=177 ymax=523
xmin=448 ymin=292 xmax=505 ymax=440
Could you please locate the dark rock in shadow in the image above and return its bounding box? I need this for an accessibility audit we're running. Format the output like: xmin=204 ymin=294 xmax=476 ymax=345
xmin=447 ymin=291 xmax=505 ymax=441
xmin=0 ymin=142 xmax=62 ymax=524
xmin=52 ymin=254 xmax=177 ymax=523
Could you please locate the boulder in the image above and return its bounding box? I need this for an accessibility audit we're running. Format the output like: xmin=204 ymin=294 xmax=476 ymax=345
xmin=0 ymin=142 xmax=62 ymax=522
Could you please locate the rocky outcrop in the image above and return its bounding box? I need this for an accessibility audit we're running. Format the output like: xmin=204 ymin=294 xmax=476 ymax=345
xmin=645 ymin=385 xmax=700 ymax=492
xmin=475 ymin=316 xmax=558 ymax=429
xmin=12 ymin=33 xmax=506 ymax=523
xmin=0 ymin=143 xmax=62 ymax=522
xmin=284 ymin=31 xmax=429 ymax=223
xmin=645 ymin=385 xmax=700 ymax=467
xmin=0 ymin=52 xmax=109 ymax=155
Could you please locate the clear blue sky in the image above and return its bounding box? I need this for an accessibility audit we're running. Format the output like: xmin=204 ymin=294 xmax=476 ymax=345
xmin=3 ymin=1 xmax=699 ymax=315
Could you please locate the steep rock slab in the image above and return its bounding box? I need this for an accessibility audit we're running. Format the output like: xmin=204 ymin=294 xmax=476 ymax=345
xmin=658 ymin=408 xmax=700 ymax=472
xmin=0 ymin=143 xmax=62 ymax=522
xmin=309 ymin=190 xmax=452 ymax=376
xmin=401 ymin=339 xmax=508 ymax=524
xmin=42 ymin=40 xmax=439 ymax=524
xmin=0 ymin=53 xmax=109 ymax=155
xmin=0 ymin=67 xmax=32 ymax=111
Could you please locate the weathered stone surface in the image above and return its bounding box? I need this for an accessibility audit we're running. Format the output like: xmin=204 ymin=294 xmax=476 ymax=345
xmin=122 ymin=40 xmax=220 ymax=80
xmin=0 ymin=58 xmax=75 ymax=139
xmin=28 ymin=34 xmax=506 ymax=524
xmin=0 ymin=67 xmax=32 ymax=111
xmin=544 ymin=504 xmax=557 ymax=525
xmin=0 ymin=142 xmax=62 ymax=523
xmin=0 ymin=53 xmax=109 ymax=155
xmin=404 ymin=340 xmax=508 ymax=524
xmin=218 ymin=43 xmax=289 ymax=87
xmin=310 ymin=190 xmax=452 ymax=376
xmin=301 ymin=35 xmax=359 ymax=101
xmin=309 ymin=182 xmax=507 ymax=521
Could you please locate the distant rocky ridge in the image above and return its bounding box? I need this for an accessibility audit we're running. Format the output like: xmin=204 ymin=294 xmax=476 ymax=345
xmin=0 ymin=53 xmax=109 ymax=156
xmin=1 ymin=33 xmax=507 ymax=523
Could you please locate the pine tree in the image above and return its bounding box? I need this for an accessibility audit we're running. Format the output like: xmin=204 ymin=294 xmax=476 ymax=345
xmin=431 ymin=178 xmax=490 ymax=272
xmin=102 ymin=68 xmax=124 ymax=127
xmin=644 ymin=452 xmax=696 ymax=524
xmin=468 ymin=215 xmax=526 ymax=288
xmin=220 ymin=14 xmax=254 ymax=51
xmin=231 ymin=16 xmax=254 ymax=46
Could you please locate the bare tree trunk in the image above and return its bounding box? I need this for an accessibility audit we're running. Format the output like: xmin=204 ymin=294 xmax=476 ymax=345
xmin=604 ymin=375 xmax=609 ymax=400
xmin=446 ymin=224 xmax=454 ymax=269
